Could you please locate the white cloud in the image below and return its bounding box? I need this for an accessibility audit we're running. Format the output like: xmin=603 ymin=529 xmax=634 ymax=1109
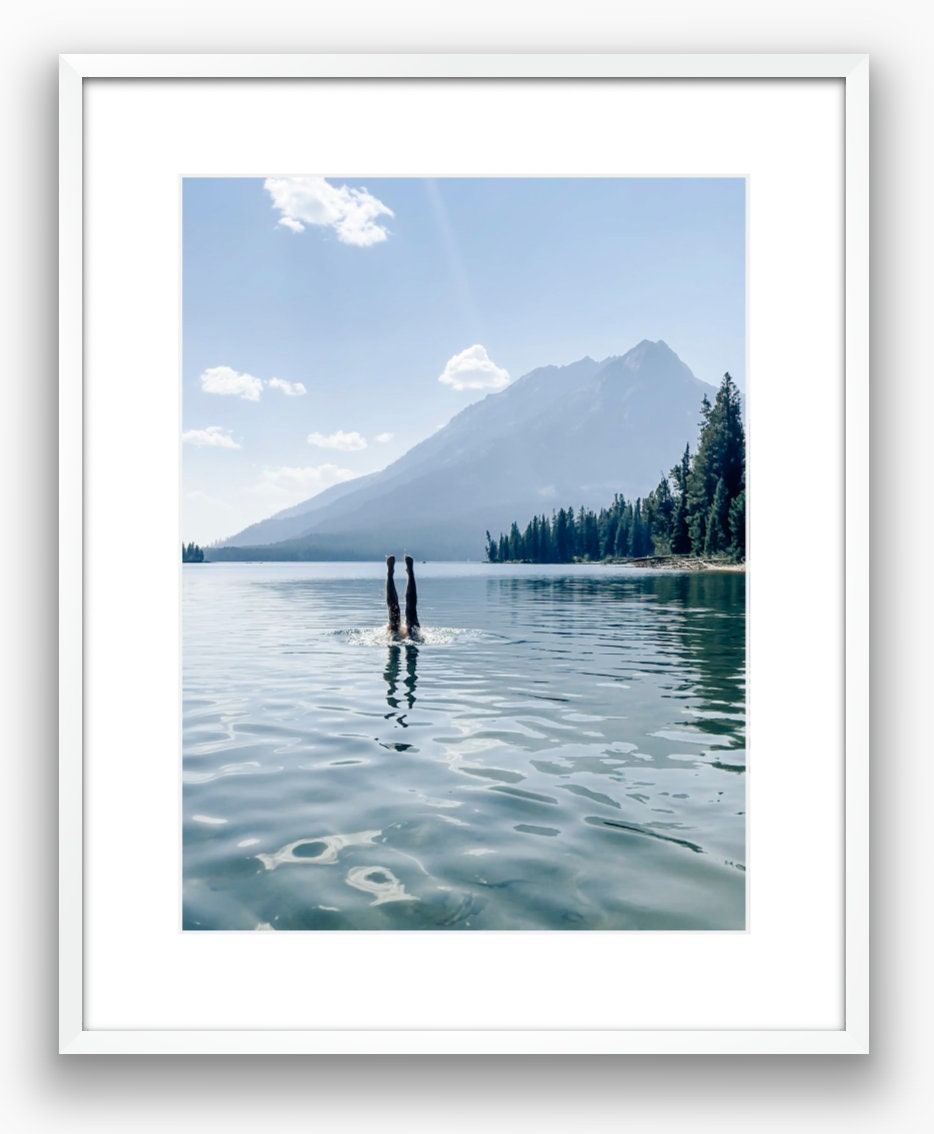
xmin=247 ymin=464 xmax=357 ymax=510
xmin=200 ymin=365 xmax=264 ymax=401
xmin=374 ymin=432 xmax=394 ymax=444
xmin=182 ymin=425 xmax=241 ymax=449
xmin=437 ymin=344 xmax=510 ymax=391
xmin=268 ymin=377 xmax=307 ymax=396
xmin=307 ymin=429 xmax=368 ymax=451
xmin=265 ymin=176 xmax=394 ymax=247
xmin=199 ymin=367 xmax=306 ymax=400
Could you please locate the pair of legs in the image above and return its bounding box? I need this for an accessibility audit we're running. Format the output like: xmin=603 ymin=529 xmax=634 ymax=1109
xmin=386 ymin=555 xmax=420 ymax=639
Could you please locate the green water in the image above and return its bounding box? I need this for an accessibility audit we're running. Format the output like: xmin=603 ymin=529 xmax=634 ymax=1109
xmin=183 ymin=562 xmax=746 ymax=930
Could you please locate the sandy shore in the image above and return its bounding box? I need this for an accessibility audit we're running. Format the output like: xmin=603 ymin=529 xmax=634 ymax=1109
xmin=609 ymin=555 xmax=745 ymax=572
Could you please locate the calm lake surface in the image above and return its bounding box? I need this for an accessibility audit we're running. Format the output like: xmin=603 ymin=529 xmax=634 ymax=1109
xmin=183 ymin=562 xmax=746 ymax=931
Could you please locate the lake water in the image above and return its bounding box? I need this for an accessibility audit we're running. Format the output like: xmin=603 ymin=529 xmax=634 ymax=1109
xmin=183 ymin=562 xmax=746 ymax=931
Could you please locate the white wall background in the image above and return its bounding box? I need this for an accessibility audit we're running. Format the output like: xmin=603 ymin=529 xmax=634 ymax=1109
xmin=1 ymin=2 xmax=927 ymax=1130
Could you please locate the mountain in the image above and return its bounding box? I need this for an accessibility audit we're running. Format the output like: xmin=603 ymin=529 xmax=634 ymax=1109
xmin=213 ymin=340 xmax=715 ymax=560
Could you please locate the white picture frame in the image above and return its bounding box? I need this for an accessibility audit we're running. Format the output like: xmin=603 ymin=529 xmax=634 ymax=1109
xmin=60 ymin=53 xmax=868 ymax=1055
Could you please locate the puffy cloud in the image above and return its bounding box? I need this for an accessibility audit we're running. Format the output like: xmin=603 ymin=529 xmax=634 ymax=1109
xmin=437 ymin=344 xmax=510 ymax=391
xmin=247 ymin=464 xmax=357 ymax=509
xmin=199 ymin=366 xmax=306 ymax=400
xmin=374 ymin=432 xmax=394 ymax=444
xmin=307 ymin=429 xmax=368 ymax=451
xmin=268 ymin=377 xmax=307 ymax=396
xmin=182 ymin=425 xmax=241 ymax=448
xmin=264 ymin=176 xmax=394 ymax=247
xmin=200 ymin=365 xmax=263 ymax=401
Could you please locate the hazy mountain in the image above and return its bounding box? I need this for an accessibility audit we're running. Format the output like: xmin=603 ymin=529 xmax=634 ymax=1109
xmin=214 ymin=340 xmax=716 ymax=560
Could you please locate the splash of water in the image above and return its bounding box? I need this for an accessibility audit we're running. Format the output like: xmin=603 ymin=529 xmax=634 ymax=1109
xmin=337 ymin=625 xmax=485 ymax=647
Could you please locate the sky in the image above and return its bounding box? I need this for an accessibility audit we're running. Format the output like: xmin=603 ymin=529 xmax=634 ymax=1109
xmin=183 ymin=177 xmax=745 ymax=544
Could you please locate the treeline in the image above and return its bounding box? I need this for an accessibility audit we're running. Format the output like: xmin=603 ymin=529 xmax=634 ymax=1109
xmin=182 ymin=542 xmax=205 ymax=562
xmin=486 ymin=372 xmax=746 ymax=564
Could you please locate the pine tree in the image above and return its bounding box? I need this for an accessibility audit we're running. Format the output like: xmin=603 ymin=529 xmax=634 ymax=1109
xmin=582 ymin=509 xmax=600 ymax=560
xmin=645 ymin=475 xmax=674 ymax=554
xmin=716 ymin=373 xmax=746 ymax=502
xmin=631 ymin=499 xmax=650 ymax=557
xmin=615 ymin=505 xmax=632 ymax=557
xmin=686 ymin=375 xmax=745 ymax=557
xmin=541 ymin=514 xmax=554 ymax=562
xmin=686 ymin=395 xmax=714 ymax=553
xmin=553 ymin=508 xmax=570 ymax=561
xmin=523 ymin=519 xmax=536 ymax=560
xmin=728 ymin=490 xmax=746 ymax=562
xmin=508 ymin=521 xmax=522 ymax=561
xmin=669 ymin=445 xmax=692 ymax=554
xmin=704 ymin=477 xmax=729 ymax=556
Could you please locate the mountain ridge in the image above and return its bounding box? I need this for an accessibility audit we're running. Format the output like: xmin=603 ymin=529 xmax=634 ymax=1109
xmin=213 ymin=340 xmax=716 ymax=560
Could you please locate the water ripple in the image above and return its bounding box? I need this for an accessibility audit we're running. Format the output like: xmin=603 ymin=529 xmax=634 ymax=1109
xmin=257 ymin=830 xmax=380 ymax=870
xmin=184 ymin=563 xmax=746 ymax=930
xmin=346 ymin=866 xmax=417 ymax=905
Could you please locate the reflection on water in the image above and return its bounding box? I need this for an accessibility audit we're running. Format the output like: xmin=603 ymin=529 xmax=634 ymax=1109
xmin=384 ymin=644 xmax=419 ymax=714
xmin=346 ymin=865 xmax=417 ymax=905
xmin=183 ymin=562 xmax=746 ymax=931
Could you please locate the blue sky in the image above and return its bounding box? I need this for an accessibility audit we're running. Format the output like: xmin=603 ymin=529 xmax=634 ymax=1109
xmin=183 ymin=177 xmax=745 ymax=543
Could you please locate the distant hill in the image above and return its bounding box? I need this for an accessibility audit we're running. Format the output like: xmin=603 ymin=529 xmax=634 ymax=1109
xmin=212 ymin=340 xmax=716 ymax=561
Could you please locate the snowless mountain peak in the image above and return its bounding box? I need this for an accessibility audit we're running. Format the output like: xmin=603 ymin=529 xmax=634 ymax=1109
xmin=216 ymin=340 xmax=716 ymax=559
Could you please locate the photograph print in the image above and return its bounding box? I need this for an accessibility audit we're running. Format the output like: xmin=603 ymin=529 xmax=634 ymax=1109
xmin=182 ymin=176 xmax=747 ymax=931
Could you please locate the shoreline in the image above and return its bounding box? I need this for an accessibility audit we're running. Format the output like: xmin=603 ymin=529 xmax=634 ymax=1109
xmin=197 ymin=555 xmax=745 ymax=572
xmin=487 ymin=556 xmax=745 ymax=572
xmin=611 ymin=555 xmax=745 ymax=573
